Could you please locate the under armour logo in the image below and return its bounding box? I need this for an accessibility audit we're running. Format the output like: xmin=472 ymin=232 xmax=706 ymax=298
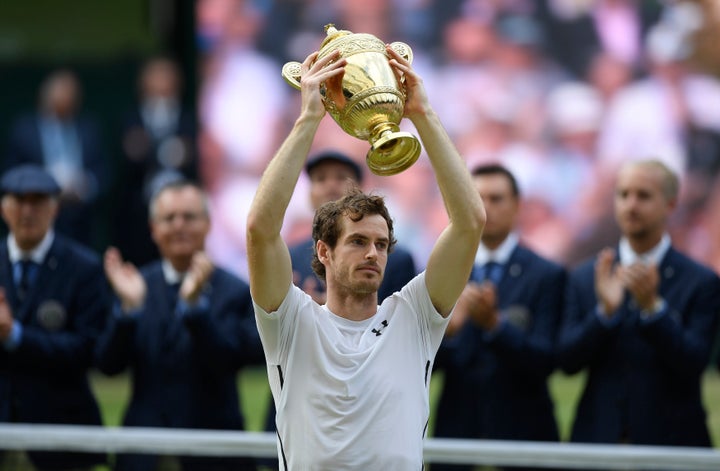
xmin=371 ymin=320 xmax=389 ymax=336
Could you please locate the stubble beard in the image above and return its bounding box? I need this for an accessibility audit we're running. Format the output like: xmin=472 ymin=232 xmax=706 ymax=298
xmin=334 ymin=265 xmax=381 ymax=296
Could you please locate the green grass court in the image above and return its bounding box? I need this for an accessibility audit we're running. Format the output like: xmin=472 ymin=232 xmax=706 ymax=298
xmin=92 ymin=367 xmax=720 ymax=444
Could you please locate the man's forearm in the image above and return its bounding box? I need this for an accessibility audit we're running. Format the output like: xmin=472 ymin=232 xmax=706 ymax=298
xmin=412 ymin=109 xmax=484 ymax=229
xmin=248 ymin=114 xmax=321 ymax=236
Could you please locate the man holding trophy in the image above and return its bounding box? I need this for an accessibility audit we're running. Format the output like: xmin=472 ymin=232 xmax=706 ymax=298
xmin=247 ymin=25 xmax=486 ymax=470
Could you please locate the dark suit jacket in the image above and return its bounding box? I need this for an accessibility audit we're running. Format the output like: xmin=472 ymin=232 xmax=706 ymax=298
xmin=557 ymin=246 xmax=720 ymax=446
xmin=0 ymin=235 xmax=109 ymax=470
xmin=433 ymin=245 xmax=565 ymax=453
xmin=4 ymin=112 xmax=109 ymax=247
xmin=95 ymin=261 xmax=262 ymax=471
xmin=289 ymin=237 xmax=417 ymax=301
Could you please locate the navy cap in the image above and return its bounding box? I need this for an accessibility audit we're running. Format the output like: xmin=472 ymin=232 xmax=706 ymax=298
xmin=0 ymin=164 xmax=61 ymax=196
xmin=305 ymin=150 xmax=364 ymax=184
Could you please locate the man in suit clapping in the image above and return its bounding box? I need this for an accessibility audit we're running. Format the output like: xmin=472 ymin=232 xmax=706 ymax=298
xmin=433 ymin=164 xmax=566 ymax=471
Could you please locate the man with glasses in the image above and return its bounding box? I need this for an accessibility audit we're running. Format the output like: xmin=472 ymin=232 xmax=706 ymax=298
xmin=95 ymin=179 xmax=263 ymax=471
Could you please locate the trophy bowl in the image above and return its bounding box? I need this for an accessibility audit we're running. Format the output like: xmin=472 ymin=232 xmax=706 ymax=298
xmin=281 ymin=24 xmax=422 ymax=176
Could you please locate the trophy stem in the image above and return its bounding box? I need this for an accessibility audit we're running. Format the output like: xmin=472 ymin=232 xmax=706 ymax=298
xmin=369 ymin=123 xmax=399 ymax=149
xmin=367 ymin=123 xmax=422 ymax=176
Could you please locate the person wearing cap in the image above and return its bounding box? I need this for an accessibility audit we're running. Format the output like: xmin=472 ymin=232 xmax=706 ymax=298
xmin=0 ymin=164 xmax=109 ymax=470
xmin=294 ymin=150 xmax=417 ymax=304
xmin=246 ymin=46 xmax=485 ymax=469
xmin=94 ymin=179 xmax=262 ymax=471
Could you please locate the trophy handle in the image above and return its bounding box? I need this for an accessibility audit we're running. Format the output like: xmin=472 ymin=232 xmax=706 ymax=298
xmin=389 ymin=42 xmax=413 ymax=90
xmin=281 ymin=61 xmax=303 ymax=90
xmin=389 ymin=42 xmax=413 ymax=64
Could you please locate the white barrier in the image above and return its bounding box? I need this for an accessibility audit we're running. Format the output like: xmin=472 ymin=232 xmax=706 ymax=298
xmin=1 ymin=424 xmax=720 ymax=470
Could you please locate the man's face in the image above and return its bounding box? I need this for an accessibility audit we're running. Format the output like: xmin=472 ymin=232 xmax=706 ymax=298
xmin=1 ymin=193 xmax=58 ymax=251
xmin=150 ymin=186 xmax=210 ymax=263
xmin=45 ymin=74 xmax=79 ymax=118
xmin=309 ymin=161 xmax=359 ymax=209
xmin=614 ymin=165 xmax=673 ymax=240
xmin=473 ymin=173 xmax=518 ymax=246
xmin=323 ymin=214 xmax=388 ymax=295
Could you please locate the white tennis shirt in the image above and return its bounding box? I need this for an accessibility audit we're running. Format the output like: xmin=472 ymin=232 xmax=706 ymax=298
xmin=254 ymin=272 xmax=450 ymax=470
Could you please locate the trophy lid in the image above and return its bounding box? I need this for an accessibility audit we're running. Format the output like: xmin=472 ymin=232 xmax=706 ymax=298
xmin=320 ymin=24 xmax=352 ymax=49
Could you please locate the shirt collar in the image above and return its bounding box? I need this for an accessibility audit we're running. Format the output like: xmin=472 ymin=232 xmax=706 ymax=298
xmin=7 ymin=230 xmax=55 ymax=264
xmin=161 ymin=259 xmax=186 ymax=284
xmin=618 ymin=233 xmax=671 ymax=266
xmin=475 ymin=232 xmax=519 ymax=266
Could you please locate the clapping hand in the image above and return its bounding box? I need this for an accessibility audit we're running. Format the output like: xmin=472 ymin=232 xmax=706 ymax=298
xmin=104 ymin=247 xmax=146 ymax=312
xmin=619 ymin=262 xmax=660 ymax=311
xmin=180 ymin=251 xmax=214 ymax=304
xmin=594 ymin=248 xmax=624 ymax=318
xmin=448 ymin=282 xmax=499 ymax=335
xmin=0 ymin=288 xmax=14 ymax=341
xmin=594 ymin=248 xmax=660 ymax=317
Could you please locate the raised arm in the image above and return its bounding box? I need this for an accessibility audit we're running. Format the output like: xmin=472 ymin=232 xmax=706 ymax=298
xmin=246 ymin=50 xmax=346 ymax=312
xmin=387 ymin=46 xmax=485 ymax=317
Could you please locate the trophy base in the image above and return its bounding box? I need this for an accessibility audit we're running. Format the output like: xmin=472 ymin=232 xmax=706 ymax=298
xmin=366 ymin=132 xmax=422 ymax=176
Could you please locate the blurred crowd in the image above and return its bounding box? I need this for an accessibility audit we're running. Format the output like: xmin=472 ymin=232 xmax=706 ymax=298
xmin=191 ymin=0 xmax=720 ymax=281
xmin=3 ymin=0 xmax=720 ymax=280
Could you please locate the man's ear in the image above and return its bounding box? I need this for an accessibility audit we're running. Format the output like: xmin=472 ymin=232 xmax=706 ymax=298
xmin=316 ymin=240 xmax=330 ymax=264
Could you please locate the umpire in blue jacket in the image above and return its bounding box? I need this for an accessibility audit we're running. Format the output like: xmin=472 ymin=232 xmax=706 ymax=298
xmin=558 ymin=159 xmax=720 ymax=446
xmin=0 ymin=164 xmax=109 ymax=470
xmin=433 ymin=164 xmax=565 ymax=471
xmin=95 ymin=179 xmax=263 ymax=471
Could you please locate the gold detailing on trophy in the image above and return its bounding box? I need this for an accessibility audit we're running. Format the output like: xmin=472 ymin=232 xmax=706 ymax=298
xmin=281 ymin=24 xmax=421 ymax=176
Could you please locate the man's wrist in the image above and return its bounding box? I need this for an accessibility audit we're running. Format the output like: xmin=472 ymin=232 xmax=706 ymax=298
xmin=640 ymin=297 xmax=666 ymax=319
xmin=2 ymin=322 xmax=23 ymax=351
xmin=121 ymin=303 xmax=141 ymax=312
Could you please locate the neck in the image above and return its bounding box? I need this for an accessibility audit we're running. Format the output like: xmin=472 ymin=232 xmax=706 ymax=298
xmin=325 ymin=290 xmax=378 ymax=321
xmin=627 ymin=233 xmax=663 ymax=255
xmin=15 ymin=236 xmax=43 ymax=253
xmin=482 ymin=233 xmax=508 ymax=252
xmin=167 ymin=257 xmax=191 ymax=273
xmin=17 ymin=242 xmax=41 ymax=253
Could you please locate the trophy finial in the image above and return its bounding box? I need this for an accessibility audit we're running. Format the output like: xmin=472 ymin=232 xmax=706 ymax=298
xmin=320 ymin=24 xmax=347 ymax=48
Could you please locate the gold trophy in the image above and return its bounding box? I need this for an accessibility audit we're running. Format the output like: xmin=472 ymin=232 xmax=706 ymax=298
xmin=281 ymin=24 xmax=421 ymax=176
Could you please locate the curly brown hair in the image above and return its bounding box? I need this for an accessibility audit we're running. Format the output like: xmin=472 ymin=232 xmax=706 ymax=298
xmin=310 ymin=186 xmax=396 ymax=281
